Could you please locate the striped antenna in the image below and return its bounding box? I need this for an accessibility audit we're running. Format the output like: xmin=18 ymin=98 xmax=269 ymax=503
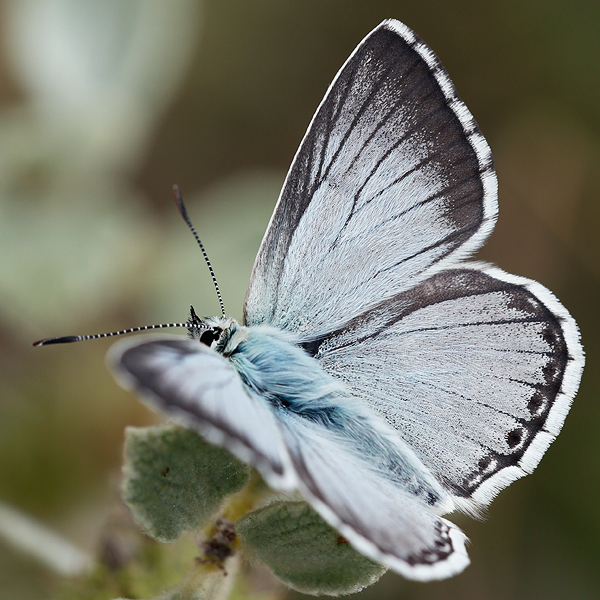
xmin=33 ymin=186 xmax=225 ymax=348
xmin=33 ymin=322 xmax=191 ymax=347
xmin=173 ymin=185 xmax=226 ymax=317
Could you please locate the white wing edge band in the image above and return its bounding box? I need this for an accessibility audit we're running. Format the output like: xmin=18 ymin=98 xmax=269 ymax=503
xmin=457 ymin=262 xmax=584 ymax=506
xmin=382 ymin=19 xmax=499 ymax=273
xmin=250 ymin=19 xmax=499 ymax=288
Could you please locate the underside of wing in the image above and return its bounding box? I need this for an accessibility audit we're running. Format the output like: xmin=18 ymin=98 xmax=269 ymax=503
xmin=108 ymin=335 xmax=297 ymax=491
xmin=311 ymin=265 xmax=584 ymax=509
xmin=244 ymin=19 xmax=497 ymax=337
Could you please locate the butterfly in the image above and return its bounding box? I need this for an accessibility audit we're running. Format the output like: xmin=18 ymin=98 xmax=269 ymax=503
xmin=36 ymin=19 xmax=584 ymax=581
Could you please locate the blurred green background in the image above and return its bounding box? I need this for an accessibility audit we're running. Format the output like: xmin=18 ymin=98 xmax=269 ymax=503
xmin=0 ymin=1 xmax=599 ymax=599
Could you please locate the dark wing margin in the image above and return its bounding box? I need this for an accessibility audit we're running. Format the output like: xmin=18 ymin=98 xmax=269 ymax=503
xmin=244 ymin=19 xmax=497 ymax=337
xmin=312 ymin=264 xmax=584 ymax=510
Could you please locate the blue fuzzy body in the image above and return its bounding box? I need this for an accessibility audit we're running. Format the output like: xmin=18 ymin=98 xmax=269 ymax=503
xmin=229 ymin=326 xmax=344 ymax=424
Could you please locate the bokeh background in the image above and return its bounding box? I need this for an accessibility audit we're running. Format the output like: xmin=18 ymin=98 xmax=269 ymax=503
xmin=1 ymin=1 xmax=599 ymax=599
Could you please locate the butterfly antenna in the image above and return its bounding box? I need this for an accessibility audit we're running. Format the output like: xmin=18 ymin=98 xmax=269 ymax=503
xmin=173 ymin=185 xmax=226 ymax=317
xmin=33 ymin=321 xmax=196 ymax=347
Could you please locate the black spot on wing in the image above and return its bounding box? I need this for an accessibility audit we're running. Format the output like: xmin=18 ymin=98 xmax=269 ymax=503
xmin=527 ymin=391 xmax=545 ymax=416
xmin=405 ymin=520 xmax=454 ymax=567
xmin=506 ymin=428 xmax=523 ymax=449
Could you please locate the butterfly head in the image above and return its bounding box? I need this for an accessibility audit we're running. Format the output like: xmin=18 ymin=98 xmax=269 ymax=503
xmin=186 ymin=305 xmax=239 ymax=352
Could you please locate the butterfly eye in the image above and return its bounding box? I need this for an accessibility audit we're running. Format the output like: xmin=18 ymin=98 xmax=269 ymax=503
xmin=200 ymin=328 xmax=221 ymax=347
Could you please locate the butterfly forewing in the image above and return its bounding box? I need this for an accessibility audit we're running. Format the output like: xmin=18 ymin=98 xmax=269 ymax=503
xmin=244 ymin=19 xmax=497 ymax=337
xmin=313 ymin=264 xmax=583 ymax=508
xmin=109 ymin=336 xmax=297 ymax=490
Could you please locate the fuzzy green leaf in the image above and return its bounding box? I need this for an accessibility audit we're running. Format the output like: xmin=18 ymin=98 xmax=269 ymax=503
xmin=122 ymin=424 xmax=250 ymax=543
xmin=237 ymin=501 xmax=386 ymax=596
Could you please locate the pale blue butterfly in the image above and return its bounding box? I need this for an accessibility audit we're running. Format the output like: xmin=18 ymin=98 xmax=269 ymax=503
xmin=35 ymin=19 xmax=584 ymax=580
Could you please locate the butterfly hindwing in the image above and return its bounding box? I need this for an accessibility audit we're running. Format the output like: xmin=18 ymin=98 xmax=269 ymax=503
xmin=276 ymin=409 xmax=469 ymax=580
xmin=312 ymin=264 xmax=584 ymax=509
xmin=244 ymin=19 xmax=497 ymax=337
